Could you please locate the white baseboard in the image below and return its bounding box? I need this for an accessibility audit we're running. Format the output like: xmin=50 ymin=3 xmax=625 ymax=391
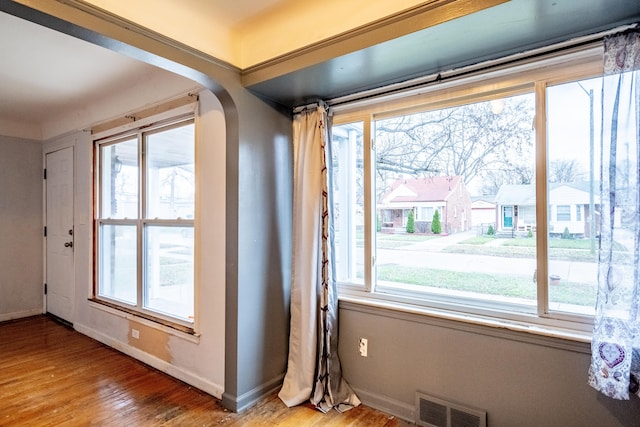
xmin=0 ymin=308 xmax=43 ymax=322
xmin=352 ymin=387 xmax=415 ymax=423
xmin=74 ymin=322 xmax=224 ymax=399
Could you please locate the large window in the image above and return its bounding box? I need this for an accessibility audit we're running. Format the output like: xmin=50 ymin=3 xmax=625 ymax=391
xmin=332 ymin=48 xmax=611 ymax=330
xmin=96 ymin=119 xmax=195 ymax=325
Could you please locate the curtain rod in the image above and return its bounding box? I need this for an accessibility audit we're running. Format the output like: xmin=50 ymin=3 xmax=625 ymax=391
xmin=292 ymin=100 xmax=329 ymax=114
xmin=328 ymin=22 xmax=638 ymax=110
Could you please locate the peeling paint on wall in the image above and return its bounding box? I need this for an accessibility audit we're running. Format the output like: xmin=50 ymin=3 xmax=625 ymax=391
xmin=128 ymin=321 xmax=172 ymax=363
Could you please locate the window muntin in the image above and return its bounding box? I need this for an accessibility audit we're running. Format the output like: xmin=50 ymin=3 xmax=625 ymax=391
xmin=332 ymin=54 xmax=607 ymax=329
xmin=96 ymin=119 xmax=195 ymax=324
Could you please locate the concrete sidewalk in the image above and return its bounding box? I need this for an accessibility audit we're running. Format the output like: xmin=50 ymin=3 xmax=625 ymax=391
xmin=376 ymin=230 xmax=598 ymax=286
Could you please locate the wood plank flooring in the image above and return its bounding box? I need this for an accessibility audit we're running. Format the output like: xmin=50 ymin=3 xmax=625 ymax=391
xmin=0 ymin=316 xmax=407 ymax=426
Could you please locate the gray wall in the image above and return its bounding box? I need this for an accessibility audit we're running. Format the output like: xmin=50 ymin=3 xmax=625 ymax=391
xmin=221 ymin=88 xmax=292 ymax=411
xmin=0 ymin=136 xmax=42 ymax=320
xmin=232 ymin=94 xmax=292 ymax=410
xmin=339 ymin=302 xmax=640 ymax=426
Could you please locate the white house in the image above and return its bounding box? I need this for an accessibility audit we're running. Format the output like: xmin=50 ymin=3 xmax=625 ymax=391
xmin=495 ymin=182 xmax=600 ymax=237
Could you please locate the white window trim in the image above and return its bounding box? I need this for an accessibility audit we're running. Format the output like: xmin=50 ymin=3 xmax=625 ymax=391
xmin=93 ymin=109 xmax=196 ymax=331
xmin=332 ymin=44 xmax=605 ymax=337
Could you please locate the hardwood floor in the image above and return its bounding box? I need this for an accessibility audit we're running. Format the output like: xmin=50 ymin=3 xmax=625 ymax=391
xmin=0 ymin=316 xmax=407 ymax=426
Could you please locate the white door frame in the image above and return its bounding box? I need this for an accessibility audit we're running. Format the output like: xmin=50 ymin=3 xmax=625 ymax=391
xmin=44 ymin=145 xmax=75 ymax=323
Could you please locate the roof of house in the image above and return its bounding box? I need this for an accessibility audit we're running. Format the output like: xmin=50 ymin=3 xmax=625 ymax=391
xmin=471 ymin=195 xmax=497 ymax=204
xmin=495 ymin=181 xmax=600 ymax=205
xmin=381 ymin=176 xmax=464 ymax=204
xmin=471 ymin=199 xmax=497 ymax=209
xmin=494 ymin=184 xmax=536 ymax=205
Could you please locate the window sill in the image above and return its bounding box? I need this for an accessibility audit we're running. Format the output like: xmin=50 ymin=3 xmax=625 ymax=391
xmin=338 ymin=292 xmax=592 ymax=354
xmin=88 ymin=299 xmax=199 ymax=343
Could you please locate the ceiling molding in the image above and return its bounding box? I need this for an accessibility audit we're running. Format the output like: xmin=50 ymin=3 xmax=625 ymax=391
xmin=241 ymin=0 xmax=508 ymax=87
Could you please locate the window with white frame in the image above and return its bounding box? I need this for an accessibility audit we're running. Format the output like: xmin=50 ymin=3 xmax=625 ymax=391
xmin=96 ymin=118 xmax=195 ymax=325
xmin=331 ymin=47 xmax=611 ymax=330
xmin=556 ymin=205 xmax=572 ymax=221
xmin=418 ymin=206 xmax=434 ymax=221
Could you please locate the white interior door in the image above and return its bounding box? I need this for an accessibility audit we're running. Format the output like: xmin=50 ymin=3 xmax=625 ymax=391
xmin=46 ymin=147 xmax=75 ymax=323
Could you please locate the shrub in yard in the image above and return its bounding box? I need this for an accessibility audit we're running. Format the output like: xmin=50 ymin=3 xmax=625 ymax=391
xmin=487 ymin=225 xmax=495 ymax=236
xmin=562 ymin=227 xmax=571 ymax=239
xmin=527 ymin=229 xmax=533 ymax=238
xmin=406 ymin=210 xmax=415 ymax=233
xmin=376 ymin=214 xmax=381 ymax=232
xmin=431 ymin=209 xmax=442 ymax=234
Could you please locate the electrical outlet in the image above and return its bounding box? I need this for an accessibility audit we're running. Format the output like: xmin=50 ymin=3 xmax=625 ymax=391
xmin=358 ymin=338 xmax=368 ymax=357
xmin=131 ymin=329 xmax=140 ymax=339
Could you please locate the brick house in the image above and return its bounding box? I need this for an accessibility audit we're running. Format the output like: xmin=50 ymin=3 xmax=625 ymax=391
xmin=378 ymin=176 xmax=472 ymax=234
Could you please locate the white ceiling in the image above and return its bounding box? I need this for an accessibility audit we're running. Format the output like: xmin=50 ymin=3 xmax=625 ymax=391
xmin=0 ymin=12 xmax=181 ymax=131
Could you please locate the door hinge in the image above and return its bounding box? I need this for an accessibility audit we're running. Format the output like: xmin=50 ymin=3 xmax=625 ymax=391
xmin=44 ymin=226 xmax=47 ymax=237
xmin=44 ymin=168 xmax=47 ymax=179
xmin=44 ymin=283 xmax=47 ymax=295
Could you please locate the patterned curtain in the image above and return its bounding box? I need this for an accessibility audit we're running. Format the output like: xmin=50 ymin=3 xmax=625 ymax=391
xmin=279 ymin=104 xmax=360 ymax=412
xmin=589 ymin=28 xmax=640 ymax=400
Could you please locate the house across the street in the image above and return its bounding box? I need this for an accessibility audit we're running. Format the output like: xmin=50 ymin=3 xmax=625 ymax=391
xmin=494 ymin=182 xmax=601 ymax=237
xmin=378 ymin=176 xmax=472 ymax=234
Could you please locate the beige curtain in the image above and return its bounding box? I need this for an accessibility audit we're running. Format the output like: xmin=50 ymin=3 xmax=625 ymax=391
xmin=279 ymin=104 xmax=360 ymax=412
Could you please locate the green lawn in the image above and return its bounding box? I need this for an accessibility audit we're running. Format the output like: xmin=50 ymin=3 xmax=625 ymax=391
xmin=448 ymin=236 xmax=627 ymax=262
xmin=377 ymin=233 xmax=439 ymax=249
xmin=502 ymin=238 xmax=607 ymax=249
xmin=159 ymin=257 xmax=193 ymax=286
xmin=377 ymin=264 xmax=596 ymax=306
xmin=457 ymin=236 xmax=495 ymax=245
xmin=378 ymin=234 xmax=440 ymax=242
xmin=445 ymin=244 xmax=536 ymax=258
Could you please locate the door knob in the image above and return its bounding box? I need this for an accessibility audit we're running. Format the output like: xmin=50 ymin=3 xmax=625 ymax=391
xmin=64 ymin=242 xmax=73 ymax=248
